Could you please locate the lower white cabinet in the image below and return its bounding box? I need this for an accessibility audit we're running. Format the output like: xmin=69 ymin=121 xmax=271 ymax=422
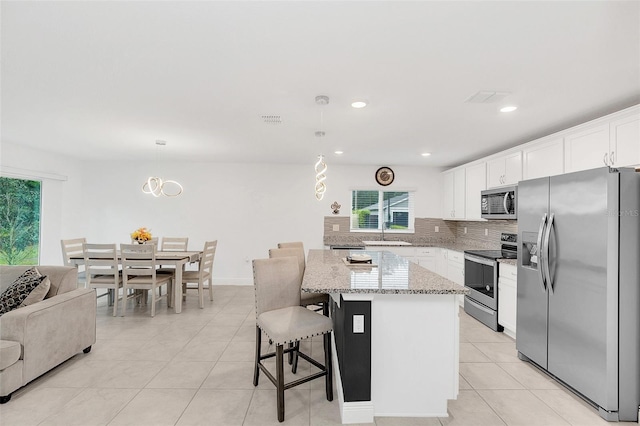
xmin=414 ymin=247 xmax=436 ymax=271
xmin=498 ymin=263 xmax=517 ymax=338
xmin=446 ymin=250 xmax=464 ymax=286
xmin=436 ymin=248 xmax=448 ymax=278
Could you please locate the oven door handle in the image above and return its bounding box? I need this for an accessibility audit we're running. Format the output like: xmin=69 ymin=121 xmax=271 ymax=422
xmin=464 ymin=254 xmax=497 ymax=267
xmin=536 ymin=213 xmax=548 ymax=293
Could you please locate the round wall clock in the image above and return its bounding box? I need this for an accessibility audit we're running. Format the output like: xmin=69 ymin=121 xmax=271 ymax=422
xmin=375 ymin=167 xmax=395 ymax=186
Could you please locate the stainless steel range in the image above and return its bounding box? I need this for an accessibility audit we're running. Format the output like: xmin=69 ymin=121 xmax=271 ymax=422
xmin=463 ymin=233 xmax=517 ymax=331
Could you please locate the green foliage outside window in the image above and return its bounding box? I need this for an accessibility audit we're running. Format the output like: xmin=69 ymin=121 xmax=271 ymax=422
xmin=0 ymin=177 xmax=41 ymax=265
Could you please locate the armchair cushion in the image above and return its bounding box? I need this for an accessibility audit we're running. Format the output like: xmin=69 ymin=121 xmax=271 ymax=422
xmin=0 ymin=268 xmax=47 ymax=316
xmin=19 ymin=277 xmax=51 ymax=308
xmin=0 ymin=340 xmax=20 ymax=370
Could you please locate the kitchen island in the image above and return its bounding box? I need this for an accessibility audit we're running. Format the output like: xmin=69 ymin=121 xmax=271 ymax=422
xmin=302 ymin=249 xmax=468 ymax=424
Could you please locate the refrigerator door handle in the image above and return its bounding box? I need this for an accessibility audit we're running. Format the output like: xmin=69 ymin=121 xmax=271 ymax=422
xmin=543 ymin=213 xmax=555 ymax=294
xmin=536 ymin=213 xmax=548 ymax=292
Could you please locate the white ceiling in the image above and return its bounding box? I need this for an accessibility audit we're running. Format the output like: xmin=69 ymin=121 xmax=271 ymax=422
xmin=2 ymin=1 xmax=639 ymax=168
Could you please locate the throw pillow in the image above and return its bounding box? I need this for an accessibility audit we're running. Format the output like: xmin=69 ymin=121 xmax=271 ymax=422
xmin=19 ymin=276 xmax=51 ymax=308
xmin=0 ymin=267 xmax=47 ymax=316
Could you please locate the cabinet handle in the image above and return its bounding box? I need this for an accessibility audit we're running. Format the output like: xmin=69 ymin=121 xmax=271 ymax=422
xmin=603 ymin=152 xmax=609 ymax=166
xmin=610 ymin=151 xmax=615 ymax=166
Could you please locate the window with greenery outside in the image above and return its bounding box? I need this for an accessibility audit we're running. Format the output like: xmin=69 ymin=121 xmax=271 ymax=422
xmin=0 ymin=177 xmax=41 ymax=265
xmin=351 ymin=190 xmax=414 ymax=231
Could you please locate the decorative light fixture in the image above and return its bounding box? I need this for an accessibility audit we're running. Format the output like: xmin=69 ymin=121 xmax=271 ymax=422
xmin=141 ymin=140 xmax=183 ymax=197
xmin=313 ymin=95 xmax=329 ymax=201
xmin=315 ymin=154 xmax=327 ymax=200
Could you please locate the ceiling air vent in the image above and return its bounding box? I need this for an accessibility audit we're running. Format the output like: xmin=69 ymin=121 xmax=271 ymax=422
xmin=262 ymin=115 xmax=282 ymax=124
xmin=465 ymin=91 xmax=510 ymax=104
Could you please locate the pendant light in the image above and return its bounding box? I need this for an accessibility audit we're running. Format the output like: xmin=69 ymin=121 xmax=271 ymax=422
xmin=314 ymin=95 xmax=329 ymax=201
xmin=141 ymin=140 xmax=183 ymax=197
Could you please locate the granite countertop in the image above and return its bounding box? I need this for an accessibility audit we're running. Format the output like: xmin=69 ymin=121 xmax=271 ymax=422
xmin=302 ymin=249 xmax=469 ymax=295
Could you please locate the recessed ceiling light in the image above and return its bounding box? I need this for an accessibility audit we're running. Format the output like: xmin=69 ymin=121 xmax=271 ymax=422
xmin=421 ymin=152 xmax=431 ymax=157
xmin=500 ymin=106 xmax=518 ymax=113
xmin=334 ymin=151 xmax=344 ymax=155
xmin=351 ymin=101 xmax=368 ymax=109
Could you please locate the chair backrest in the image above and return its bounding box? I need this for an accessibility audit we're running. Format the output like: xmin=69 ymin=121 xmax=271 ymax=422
xmin=268 ymin=247 xmax=304 ymax=285
xmin=278 ymin=241 xmax=304 ymax=251
xmin=121 ymin=243 xmax=158 ymax=279
xmin=161 ymin=237 xmax=189 ymax=251
xmin=198 ymin=240 xmax=217 ymax=277
xmin=83 ymin=243 xmax=119 ymax=285
xmin=61 ymin=238 xmax=86 ymax=265
xmin=253 ymin=257 xmax=301 ymax=317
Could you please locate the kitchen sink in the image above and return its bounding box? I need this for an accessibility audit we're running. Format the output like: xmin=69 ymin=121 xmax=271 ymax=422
xmin=362 ymin=241 xmax=412 ymax=246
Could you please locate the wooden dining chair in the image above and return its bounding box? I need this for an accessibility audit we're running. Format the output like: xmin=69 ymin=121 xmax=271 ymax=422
xmin=182 ymin=240 xmax=217 ymax=308
xmin=157 ymin=237 xmax=189 ymax=275
xmin=120 ymin=243 xmax=173 ymax=317
xmin=83 ymin=243 xmax=123 ymax=316
xmin=61 ymin=238 xmax=87 ymax=287
xmin=252 ymin=256 xmax=333 ymax=422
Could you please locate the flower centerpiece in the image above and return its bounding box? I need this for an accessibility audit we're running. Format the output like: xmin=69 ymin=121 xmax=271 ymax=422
xmin=131 ymin=227 xmax=152 ymax=243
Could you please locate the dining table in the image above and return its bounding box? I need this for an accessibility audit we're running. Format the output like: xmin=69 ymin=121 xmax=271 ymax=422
xmin=69 ymin=250 xmax=202 ymax=314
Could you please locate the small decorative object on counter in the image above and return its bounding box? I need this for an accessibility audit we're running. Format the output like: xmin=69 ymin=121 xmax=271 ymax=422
xmin=131 ymin=227 xmax=152 ymax=243
xmin=331 ymin=201 xmax=341 ymax=215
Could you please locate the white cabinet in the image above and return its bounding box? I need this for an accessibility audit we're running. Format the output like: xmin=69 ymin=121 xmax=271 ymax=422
xmin=498 ymin=263 xmax=517 ymax=338
xmin=446 ymin=249 xmax=464 ymax=286
xmin=442 ymin=168 xmax=465 ymax=220
xmin=487 ymin=152 xmax=522 ymax=188
xmin=465 ymin=162 xmax=486 ymax=220
xmin=610 ymin=111 xmax=640 ymax=168
xmin=436 ymin=248 xmax=448 ymax=278
xmin=414 ymin=247 xmax=436 ymax=271
xmin=523 ymin=137 xmax=564 ymax=180
xmin=564 ymin=123 xmax=610 ymax=172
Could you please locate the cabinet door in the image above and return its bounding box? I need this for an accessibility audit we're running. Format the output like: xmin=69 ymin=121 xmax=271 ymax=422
xmin=498 ymin=277 xmax=517 ymax=334
xmin=442 ymin=171 xmax=455 ymax=219
xmin=486 ymin=158 xmax=506 ymax=188
xmin=610 ymin=111 xmax=640 ymax=168
xmin=417 ymin=257 xmax=436 ymax=271
xmin=503 ymin=152 xmax=522 ymax=185
xmin=453 ymin=168 xmax=466 ymax=219
xmin=523 ymin=138 xmax=564 ymax=179
xmin=564 ymin=123 xmax=610 ymax=172
xmin=447 ymin=260 xmax=464 ymax=285
xmin=436 ymin=248 xmax=448 ymax=277
xmin=465 ymin=163 xmax=486 ymax=220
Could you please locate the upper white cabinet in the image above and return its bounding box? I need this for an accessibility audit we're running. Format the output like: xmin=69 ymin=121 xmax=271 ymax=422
xmin=487 ymin=152 xmax=522 ymax=188
xmin=465 ymin=162 xmax=486 ymax=220
xmin=523 ymin=137 xmax=564 ymax=180
xmin=442 ymin=168 xmax=465 ymax=220
xmin=564 ymin=123 xmax=610 ymax=173
xmin=609 ymin=111 xmax=640 ymax=168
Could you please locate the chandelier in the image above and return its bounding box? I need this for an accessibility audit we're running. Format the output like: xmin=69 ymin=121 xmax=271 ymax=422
xmin=141 ymin=140 xmax=183 ymax=197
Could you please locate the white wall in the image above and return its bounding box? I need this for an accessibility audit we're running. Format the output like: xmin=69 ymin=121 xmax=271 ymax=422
xmin=1 ymin=143 xmax=443 ymax=284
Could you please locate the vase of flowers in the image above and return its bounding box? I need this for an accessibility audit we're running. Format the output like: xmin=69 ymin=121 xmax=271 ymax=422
xmin=131 ymin=227 xmax=152 ymax=244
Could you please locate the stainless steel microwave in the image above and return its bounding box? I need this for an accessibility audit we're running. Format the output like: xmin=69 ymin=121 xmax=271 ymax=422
xmin=481 ymin=186 xmax=517 ymax=219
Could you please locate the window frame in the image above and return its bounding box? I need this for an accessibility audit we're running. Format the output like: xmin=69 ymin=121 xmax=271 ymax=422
xmin=350 ymin=189 xmax=415 ymax=233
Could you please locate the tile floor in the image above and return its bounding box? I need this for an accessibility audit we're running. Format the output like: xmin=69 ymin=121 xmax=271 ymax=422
xmin=0 ymin=286 xmax=636 ymax=426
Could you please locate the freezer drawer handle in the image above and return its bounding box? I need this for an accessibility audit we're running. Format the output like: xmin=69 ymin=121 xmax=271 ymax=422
xmin=543 ymin=213 xmax=555 ymax=294
xmin=536 ymin=213 xmax=548 ymax=292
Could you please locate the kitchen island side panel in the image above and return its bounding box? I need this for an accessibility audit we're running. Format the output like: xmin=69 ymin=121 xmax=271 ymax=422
xmin=331 ymin=296 xmax=372 ymax=402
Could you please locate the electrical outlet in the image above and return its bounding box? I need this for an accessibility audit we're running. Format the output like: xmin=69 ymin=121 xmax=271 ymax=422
xmin=464 ymin=227 xmax=467 ymax=234
xmin=485 ymin=229 xmax=489 ymax=236
xmin=332 ymin=224 xmax=340 ymax=232
xmin=435 ymin=226 xmax=439 ymax=233
xmin=353 ymin=315 xmax=365 ymax=333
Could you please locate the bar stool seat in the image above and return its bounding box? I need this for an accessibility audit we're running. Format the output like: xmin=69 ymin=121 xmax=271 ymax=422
xmin=258 ymin=306 xmax=332 ymax=345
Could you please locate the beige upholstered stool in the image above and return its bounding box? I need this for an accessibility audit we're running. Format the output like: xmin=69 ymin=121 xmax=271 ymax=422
xmin=252 ymin=257 xmax=333 ymax=422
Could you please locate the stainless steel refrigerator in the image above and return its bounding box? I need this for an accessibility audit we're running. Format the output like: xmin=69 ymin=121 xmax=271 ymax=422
xmin=517 ymin=167 xmax=640 ymax=422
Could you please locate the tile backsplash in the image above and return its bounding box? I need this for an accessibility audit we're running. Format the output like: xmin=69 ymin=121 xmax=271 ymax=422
xmin=323 ymin=216 xmax=516 ymax=249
